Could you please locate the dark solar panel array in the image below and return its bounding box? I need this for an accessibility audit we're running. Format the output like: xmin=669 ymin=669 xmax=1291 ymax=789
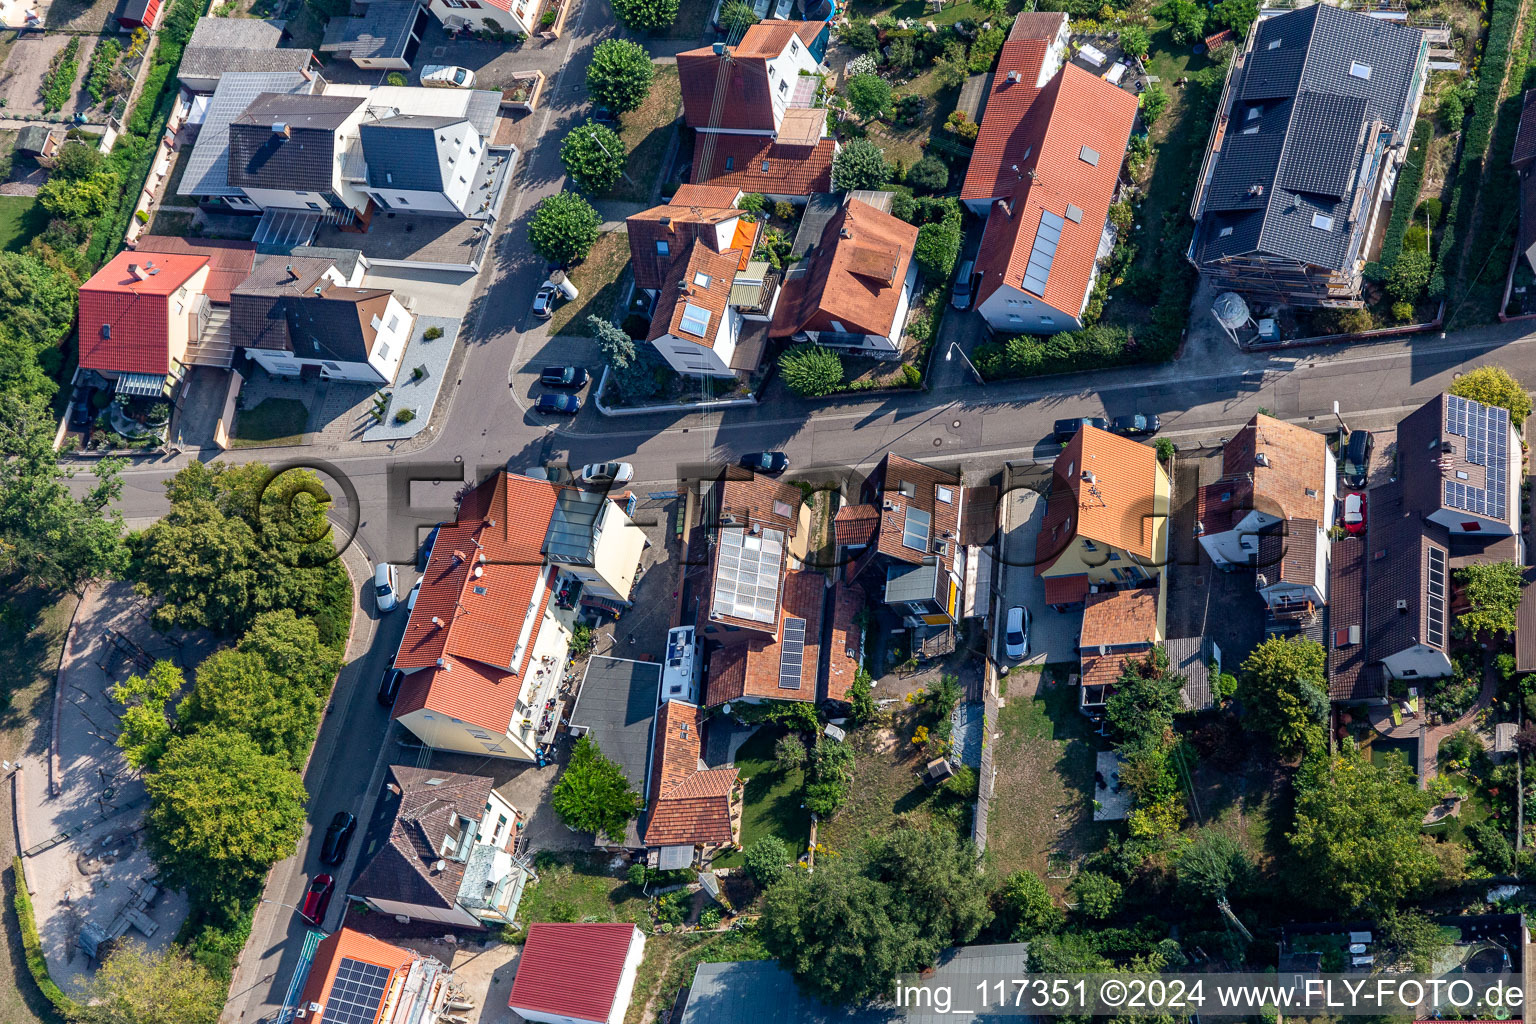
xmin=1442 ymin=394 xmax=1509 ymax=518
xmin=324 ymin=958 xmax=391 ymax=1024
xmin=1425 ymin=546 xmax=1446 ymax=649
xmin=778 ymin=617 xmax=806 ymax=690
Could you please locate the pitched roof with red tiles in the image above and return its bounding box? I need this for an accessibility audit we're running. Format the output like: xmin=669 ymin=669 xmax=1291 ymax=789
xmin=694 ymin=135 xmax=836 ymax=196
xmin=132 ymin=235 xmax=255 ymax=304
xmin=671 ymin=183 xmax=742 ymax=208
xmin=648 ymin=241 xmax=741 ymax=344
xmin=644 ymin=700 xmax=740 ymax=848
xmin=824 ymin=583 xmax=865 ymax=701
xmin=298 ymin=928 xmax=415 ymax=1021
xmin=833 ymin=503 xmax=880 ymax=549
xmin=677 ymin=21 xmax=822 ymax=131
xmin=715 ymin=471 xmax=804 ymax=537
xmin=967 ymin=61 xmax=1138 ymax=317
xmin=1035 ymin=426 xmax=1165 ymax=574
xmin=1220 ymin=414 xmax=1329 ymax=523
xmin=705 ymin=570 xmax=824 ymax=706
xmin=509 ymin=923 xmax=640 ymax=1022
xmin=867 ymin=454 xmax=963 ymax=570
xmin=626 ymin=202 xmax=741 ymax=291
xmin=1081 ymin=651 xmax=1134 ymax=690
xmin=771 ymin=198 xmax=919 ymax=339
xmin=77 ymin=250 xmax=210 ymax=375
xmin=1043 ymin=574 xmax=1090 ymax=605
xmin=1080 ymin=588 xmax=1159 ymax=649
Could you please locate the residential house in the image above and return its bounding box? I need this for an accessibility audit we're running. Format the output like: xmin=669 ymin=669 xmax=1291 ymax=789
xmin=508 ymin=923 xmax=646 ymax=1024
xmin=626 ymin=185 xmax=753 ymax=298
xmin=1362 ymin=393 xmax=1520 ymax=684
xmin=1197 ymin=414 xmax=1335 ymax=621
xmin=230 ymin=254 xmax=411 ymax=384
xmin=392 ymin=471 xmax=647 ymax=759
xmin=568 ymin=656 xmax=662 ymax=849
xmin=824 ymin=583 xmax=865 ymax=702
xmin=424 ymin=0 xmax=537 ymax=40
xmin=678 ymin=20 xmax=838 ymax=201
xmin=643 ymin=700 xmax=742 ymax=867
xmin=646 ymin=243 xmax=754 ymax=377
xmin=177 ymin=17 xmax=317 ymax=94
xmin=349 ymin=765 xmax=526 ymax=928
xmin=961 ymin=12 xmax=1139 ymax=334
xmin=835 ymin=454 xmax=967 ymax=630
xmin=356 ymin=114 xmax=490 ymax=218
xmin=321 ymin=0 xmax=430 ymax=69
xmin=1077 ymin=588 xmax=1162 ymax=715
xmin=14 ymin=125 xmax=62 ymax=166
xmin=1188 ymin=5 xmax=1429 ymax=307
xmin=278 ymin=928 xmax=456 ymax=1024
xmin=130 ymin=235 xmax=258 ymax=370
xmin=1034 ymin=425 xmax=1171 ymax=609
xmin=179 ymin=71 xmax=323 ymax=213
xmin=1512 ymin=91 xmax=1536 ymax=276
xmin=771 ymin=195 xmax=919 ymax=357
xmin=226 ymin=92 xmax=372 ymax=221
xmin=76 ymin=250 xmax=212 ymax=398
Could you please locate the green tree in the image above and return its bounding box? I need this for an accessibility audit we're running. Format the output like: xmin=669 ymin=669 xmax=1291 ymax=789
xmin=914 ymin=215 xmax=962 ymax=285
xmin=529 ymin=192 xmax=600 ymax=266
xmin=1163 ymin=0 xmax=1207 ymax=42
xmin=1140 ymin=83 xmax=1170 ymax=126
xmin=178 ymin=649 xmax=323 ymax=770
xmin=831 ymin=138 xmax=892 ymax=192
xmin=1236 ymin=636 xmax=1328 ymax=759
xmin=1456 ymin=560 xmax=1523 ymax=637
xmin=1289 ymin=744 xmax=1436 ymax=910
xmin=1119 ymin=24 xmax=1150 ymax=58
xmin=774 ymin=732 xmax=807 ymax=773
xmin=144 ymin=729 xmax=307 ymax=900
xmin=75 ymin=941 xmax=224 ymax=1024
xmin=1377 ymin=908 xmax=1453 ymax=972
xmin=779 ymin=345 xmax=844 ymax=397
xmin=551 ymin=735 xmax=641 ymax=841
xmin=590 ymin=314 xmax=637 ymax=370
xmin=974 ymin=0 xmax=1005 ymax=15
xmin=1449 ymin=366 xmax=1532 ymax=428
xmin=588 ymin=315 xmax=663 ymax=402
xmin=110 ymin=660 xmax=183 ymax=770
xmin=237 ymin=609 xmax=340 ymax=695
xmin=1212 ymin=0 xmax=1258 ymax=34
xmin=847 ymin=73 xmax=892 ymax=122
xmin=999 ymin=869 xmax=1063 ymax=939
xmin=561 ymin=121 xmax=627 ymax=192
xmin=745 ymin=835 xmax=792 ymax=887
xmin=54 ymin=140 xmax=104 ymax=182
xmin=931 ymin=45 xmax=969 ymax=88
xmin=609 ymin=0 xmax=678 ymax=31
xmin=759 ymin=860 xmax=910 ymax=1003
xmin=0 ymin=250 xmax=81 ymax=353
xmin=803 ymin=737 xmax=856 ymax=815
xmin=719 ymin=0 xmax=758 ymax=34
xmin=1070 ymin=871 xmax=1122 ymax=919
xmin=0 ymin=392 xmax=126 ymax=593
xmin=586 ymin=39 xmax=655 ymax=114
xmin=39 ymin=170 xmax=119 ymax=224
xmin=1177 ymin=831 xmax=1248 ymax=903
xmin=867 ymin=827 xmax=992 ymax=950
xmin=1387 ymin=247 xmax=1431 ymax=303
xmin=846 ymin=667 xmax=876 ymax=724
xmin=906 ymin=156 xmax=949 ymax=193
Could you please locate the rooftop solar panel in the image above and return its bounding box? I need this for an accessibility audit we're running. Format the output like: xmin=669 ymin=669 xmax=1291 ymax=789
xmin=778 ymin=616 xmax=806 ymax=689
xmin=324 ymin=958 xmax=391 ymax=1024
xmin=1441 ymin=395 xmax=1509 ymax=521
xmin=1426 ymin=546 xmax=1446 ymax=649
xmin=1021 ymin=211 xmax=1063 ymax=296
xmin=711 ymin=526 xmax=785 ymax=624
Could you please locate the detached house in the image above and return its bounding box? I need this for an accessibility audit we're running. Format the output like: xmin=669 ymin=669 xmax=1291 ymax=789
xmin=393 ymin=471 xmax=647 ymax=760
xmin=1035 ymin=425 xmax=1171 ymax=609
xmin=1188 ymin=5 xmax=1429 ymax=307
xmin=226 ymin=93 xmax=372 ymax=221
xmin=1198 ymin=414 xmax=1335 ymax=620
xmin=678 ymin=20 xmax=838 ymax=200
xmin=1078 ymin=588 xmax=1162 ymax=714
xmin=178 ymin=17 xmax=317 ymax=94
xmin=509 ymin=924 xmax=646 ymax=1024
xmin=356 ymin=113 xmax=492 ymax=218
xmin=76 ymin=250 xmax=212 ymax=398
xmin=771 ymin=195 xmax=919 ymax=356
xmin=643 ymin=700 xmax=742 ymax=867
xmin=962 ymin=12 xmax=1139 ymax=334
xmin=350 ymin=765 xmax=526 ymax=928
xmin=281 ymin=928 xmax=456 ymax=1024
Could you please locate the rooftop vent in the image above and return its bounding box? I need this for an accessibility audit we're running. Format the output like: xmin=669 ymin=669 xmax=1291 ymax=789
xmin=126 ymin=263 xmax=140 ymax=280
xmin=1397 ymin=599 xmax=1409 ymax=612
xmin=1006 ymin=70 xmax=1020 ymax=83
xmin=1248 ymin=184 xmax=1264 ymax=196
xmin=272 ymin=122 xmax=290 ymax=138
xmin=1255 ymin=452 xmax=1270 ymax=467
xmin=659 ymin=215 xmax=671 ymax=227
xmin=432 ymin=616 xmax=443 ymax=627
xmin=712 ymin=41 xmax=727 ymax=54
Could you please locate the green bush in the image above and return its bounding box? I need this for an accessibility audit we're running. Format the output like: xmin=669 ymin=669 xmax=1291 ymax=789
xmin=386 ymin=71 xmax=407 ymax=86
xmin=424 ymin=325 xmax=444 ymax=340
xmin=773 ymin=199 xmax=794 ymax=220
xmin=914 ymin=211 xmax=961 ymax=285
xmin=41 ymin=37 xmax=81 ymax=114
xmin=906 ymin=156 xmax=949 ymax=193
xmin=86 ymin=38 xmax=123 ymax=105
xmin=901 ymin=363 xmax=922 ymax=387
xmin=1373 ymin=118 xmax=1432 ymax=276
xmin=1418 ymin=197 xmax=1443 ymax=225
xmin=779 ymin=345 xmax=844 ymax=396
xmin=974 ymin=324 xmax=1133 ymax=380
xmin=12 ymin=857 xmax=80 ymax=1017
xmin=394 ymin=408 xmax=415 ymax=424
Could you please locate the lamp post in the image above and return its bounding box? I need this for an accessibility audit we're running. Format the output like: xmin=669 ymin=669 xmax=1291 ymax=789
xmin=945 ymin=340 xmax=984 ymax=385
xmin=260 ymin=897 xmax=325 ymax=934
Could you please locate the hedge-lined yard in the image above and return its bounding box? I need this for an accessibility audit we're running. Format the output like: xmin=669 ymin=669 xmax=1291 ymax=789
xmin=1373 ymin=118 xmax=1433 ymax=276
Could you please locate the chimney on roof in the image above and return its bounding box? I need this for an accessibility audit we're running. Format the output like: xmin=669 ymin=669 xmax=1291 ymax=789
xmin=386 ymin=782 xmax=401 ymax=796
xmin=1006 ymin=70 xmax=1021 ymax=83
xmin=432 ymin=616 xmax=443 ymax=628
xmin=452 ymin=550 xmax=466 ymax=564
xmin=1397 ymin=599 xmax=1409 ymax=612
xmin=839 ymin=227 xmax=852 ymax=239
xmin=1248 ymin=184 xmax=1264 ymax=196
xmin=1255 ymin=452 xmax=1270 ymax=468
xmin=127 ymin=263 xmax=141 ymax=280
xmin=660 ymin=215 xmax=671 ymax=228
xmin=677 ymin=279 xmax=690 ymax=293
xmin=272 ymin=122 xmax=290 ymax=138
xmin=712 ymin=41 xmax=727 ymax=54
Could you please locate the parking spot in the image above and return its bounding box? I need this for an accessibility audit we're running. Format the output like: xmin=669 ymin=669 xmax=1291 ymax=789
xmin=998 ymin=487 xmax=1082 ymax=666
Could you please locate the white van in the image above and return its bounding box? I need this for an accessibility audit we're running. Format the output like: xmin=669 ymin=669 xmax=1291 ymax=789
xmin=374 ymin=563 xmax=399 ymax=612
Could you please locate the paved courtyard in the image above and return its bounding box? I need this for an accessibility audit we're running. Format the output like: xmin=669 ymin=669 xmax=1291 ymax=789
xmin=19 ymin=583 xmax=215 ymax=993
xmin=998 ymin=485 xmax=1082 ymax=666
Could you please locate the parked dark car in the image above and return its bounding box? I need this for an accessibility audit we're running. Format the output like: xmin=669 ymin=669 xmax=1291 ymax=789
xmin=301 ymin=874 xmax=334 ymax=924
xmin=740 ymin=451 xmax=790 ymax=474
xmin=1342 ymin=429 xmax=1374 ymax=488
xmin=536 ymin=393 xmax=582 ymax=416
xmin=1052 ymin=417 xmax=1110 ymax=442
xmin=377 ymin=666 xmax=404 ymax=707
xmin=416 ymin=524 xmax=441 ymax=572
xmin=319 ymin=811 xmax=356 ymax=865
xmin=72 ymin=392 xmax=94 ymax=427
xmin=1110 ymin=414 xmax=1161 ymax=437
xmin=541 ymin=366 xmax=589 ymax=390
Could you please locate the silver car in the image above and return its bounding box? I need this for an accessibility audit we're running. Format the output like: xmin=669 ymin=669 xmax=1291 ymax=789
xmin=1004 ymin=605 xmax=1030 ymax=659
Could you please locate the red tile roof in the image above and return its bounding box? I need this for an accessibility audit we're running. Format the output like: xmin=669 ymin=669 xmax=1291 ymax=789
xmin=1035 ymin=426 xmax=1164 ymax=573
xmin=705 ymin=570 xmax=825 ymax=706
xmin=1080 ymin=651 xmax=1133 ymax=690
xmin=825 ymin=583 xmax=864 ymax=701
xmin=648 ymin=241 xmax=741 ymax=344
xmin=1043 ymin=573 xmax=1090 ymax=605
xmin=833 ymin=503 xmax=880 ymax=549
xmin=626 ymin=202 xmax=740 ymax=292
xmin=77 ymin=250 xmax=209 ymax=375
xmin=671 ymin=183 xmax=741 ymax=207
xmin=132 ymin=235 xmax=255 ymax=304
xmin=771 ymin=198 xmax=918 ymax=339
xmin=694 ymin=135 xmax=836 ymax=196
xmin=677 ymin=21 xmax=822 ymax=130
xmin=967 ymin=58 xmax=1138 ymax=317
xmin=644 ymin=700 xmax=739 ymax=847
xmin=298 ymin=928 xmax=415 ymax=1020
xmin=1080 ymin=588 xmax=1158 ymax=648
xmin=509 ymin=923 xmax=639 ymax=1023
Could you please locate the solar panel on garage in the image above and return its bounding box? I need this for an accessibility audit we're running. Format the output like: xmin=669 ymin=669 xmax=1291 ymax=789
xmin=323 ymin=958 xmax=391 ymax=1024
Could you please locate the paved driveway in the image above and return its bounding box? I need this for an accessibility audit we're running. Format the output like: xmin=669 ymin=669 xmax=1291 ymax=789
xmin=997 ymin=486 xmax=1081 ymax=667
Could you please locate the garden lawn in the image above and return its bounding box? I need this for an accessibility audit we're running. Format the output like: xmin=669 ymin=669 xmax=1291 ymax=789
xmin=548 ymin=229 xmax=630 ymax=337
xmin=845 ymin=0 xmax=1003 ymax=27
xmin=625 ymin=927 xmax=771 ymax=1024
xmin=985 ymin=665 xmax=1111 ymax=886
xmin=0 ymin=197 xmax=47 ymax=253
xmin=230 ymin=398 xmax=309 ymax=447
xmin=602 ymin=66 xmax=682 ymax=204
xmin=513 ymin=852 xmax=650 ymax=935
xmin=710 ymin=726 xmax=809 ymax=869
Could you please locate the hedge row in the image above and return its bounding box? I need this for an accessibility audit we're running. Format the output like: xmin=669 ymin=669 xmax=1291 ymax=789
xmin=1431 ymin=0 xmax=1520 ymax=299
xmin=1374 ymin=117 xmax=1434 ymax=274
xmin=12 ymin=855 xmax=80 ymax=1018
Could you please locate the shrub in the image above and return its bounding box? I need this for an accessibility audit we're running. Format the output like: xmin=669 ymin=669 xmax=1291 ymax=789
xmin=41 ymin=37 xmax=81 ymax=114
xmin=1119 ymin=24 xmax=1149 ymax=58
xmin=1374 ymin=119 xmax=1433 ymax=275
xmin=1162 ymin=0 xmax=1206 ymax=43
xmin=840 ymin=21 xmax=878 ymax=51
xmin=773 ymin=199 xmax=794 ymax=220
xmin=1418 ymin=197 xmax=1443 ymax=225
xmin=1071 ymin=871 xmax=1123 ymax=919
xmin=832 ymin=138 xmax=891 ymax=191
xmin=700 ymin=906 xmax=724 ymax=929
xmin=1107 ymin=201 xmax=1133 ymax=232
xmin=1386 ymin=247 xmax=1431 ymax=303
xmin=1402 ymin=224 xmax=1430 ymax=252
xmin=847 ymin=73 xmax=892 ymax=122
xmin=1140 ymin=83 xmax=1169 ymax=126
xmin=779 ymin=345 xmax=844 ymax=396
xmin=738 ymin=192 xmax=766 ymax=215
xmin=1391 ymin=300 xmax=1415 ymax=322
xmin=907 ymin=156 xmax=948 ymax=193
xmin=539 ymin=9 xmax=556 ymax=25
xmin=901 ymin=363 xmax=922 ymax=387
xmin=610 ymin=0 xmax=679 ymax=31
xmin=719 ymin=0 xmax=757 ymax=33
xmin=1155 ymin=436 xmax=1175 ymax=462
xmin=13 ymin=857 xmax=79 ymax=1017
xmin=746 ymin=836 xmax=792 ymax=886
xmin=944 ymin=109 xmax=978 ymax=142
xmin=424 ymin=325 xmax=444 ymax=340
xmin=386 ymin=71 xmax=408 ymax=86
xmin=628 ymin=863 xmax=648 ymax=887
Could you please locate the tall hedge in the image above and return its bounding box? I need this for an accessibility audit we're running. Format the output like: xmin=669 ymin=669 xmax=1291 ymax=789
xmin=12 ymin=856 xmax=80 ymax=1018
xmin=1374 ymin=118 xmax=1433 ymax=275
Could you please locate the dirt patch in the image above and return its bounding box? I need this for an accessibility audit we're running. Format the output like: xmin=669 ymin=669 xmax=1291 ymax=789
xmin=0 ymin=34 xmax=94 ymax=116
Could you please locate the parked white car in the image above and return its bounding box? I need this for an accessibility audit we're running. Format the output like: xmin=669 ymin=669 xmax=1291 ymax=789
xmin=420 ymin=65 xmax=475 ymax=88
xmin=374 ymin=563 xmax=399 ymax=613
xmin=1003 ymin=605 xmax=1030 ymax=660
xmin=578 ymin=462 xmax=635 ymax=485
xmin=405 ymin=576 xmax=423 ymax=611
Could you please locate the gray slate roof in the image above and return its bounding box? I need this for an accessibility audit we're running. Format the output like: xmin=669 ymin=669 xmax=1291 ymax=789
xmin=568 ymin=656 xmax=661 ymax=793
xmin=180 ymin=71 xmax=314 ymax=197
xmin=179 ymin=17 xmax=313 ymax=86
xmin=359 ymin=114 xmax=472 ymax=191
xmin=227 ymin=93 xmax=365 ymax=192
xmin=1194 ymin=4 xmax=1424 ymax=271
xmin=350 ymin=765 xmax=493 ymax=912
xmin=320 ymin=0 xmax=422 ymax=60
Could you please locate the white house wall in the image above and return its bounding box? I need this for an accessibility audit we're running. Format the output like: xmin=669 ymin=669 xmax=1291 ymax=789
xmin=395 ymin=704 xmax=538 ymax=760
xmin=652 ymin=307 xmax=741 ymax=377
xmin=245 ymin=349 xmax=388 ymax=384
xmin=428 ymin=0 xmax=531 ymax=36
xmin=367 ymin=294 xmax=412 ymax=381
xmin=976 ymin=281 xmax=1082 ymax=334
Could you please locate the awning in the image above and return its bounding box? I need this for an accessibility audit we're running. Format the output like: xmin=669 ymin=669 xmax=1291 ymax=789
xmin=114 ymin=372 xmax=168 ymax=397
xmin=657 ymin=845 xmax=694 ymax=870
xmin=964 ymin=544 xmax=992 ymax=618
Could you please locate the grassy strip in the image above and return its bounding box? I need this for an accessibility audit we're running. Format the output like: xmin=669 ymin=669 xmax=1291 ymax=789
xmin=1372 ymin=118 xmax=1433 ymax=276
xmin=1432 ymin=0 xmax=1520 ymax=300
xmin=12 ymin=856 xmax=79 ymax=1019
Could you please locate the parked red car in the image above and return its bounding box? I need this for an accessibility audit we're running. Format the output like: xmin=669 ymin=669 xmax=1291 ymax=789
xmin=1343 ymin=492 xmax=1367 ymax=535
xmin=301 ymin=874 xmax=334 ymax=924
